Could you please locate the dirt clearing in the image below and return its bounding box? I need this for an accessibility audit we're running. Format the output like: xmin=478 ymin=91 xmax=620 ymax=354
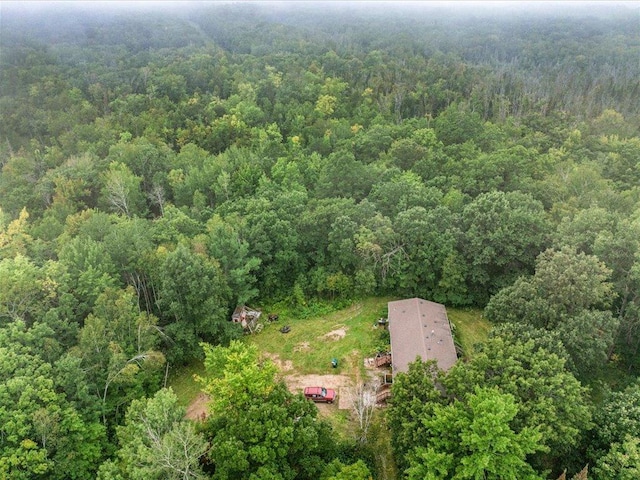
xmin=263 ymin=352 xmax=294 ymax=371
xmin=320 ymin=326 xmax=348 ymax=341
xmin=283 ymin=373 xmax=353 ymax=392
xmin=284 ymin=373 xmax=354 ymax=410
xmin=185 ymin=392 xmax=210 ymax=421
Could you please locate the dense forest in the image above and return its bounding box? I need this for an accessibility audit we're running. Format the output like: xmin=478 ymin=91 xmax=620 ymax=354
xmin=1 ymin=1 xmax=639 ymax=479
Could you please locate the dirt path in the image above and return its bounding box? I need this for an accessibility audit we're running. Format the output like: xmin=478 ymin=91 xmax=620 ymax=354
xmin=185 ymin=392 xmax=210 ymax=421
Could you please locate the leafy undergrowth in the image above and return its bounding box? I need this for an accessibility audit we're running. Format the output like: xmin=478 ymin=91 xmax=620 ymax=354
xmin=448 ymin=307 xmax=490 ymax=358
xmin=324 ymin=408 xmax=356 ymax=439
xmin=368 ymin=412 xmax=399 ymax=480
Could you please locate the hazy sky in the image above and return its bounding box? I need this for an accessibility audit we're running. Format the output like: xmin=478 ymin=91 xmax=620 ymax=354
xmin=1 ymin=0 xmax=638 ymax=24
xmin=3 ymin=0 xmax=638 ymax=12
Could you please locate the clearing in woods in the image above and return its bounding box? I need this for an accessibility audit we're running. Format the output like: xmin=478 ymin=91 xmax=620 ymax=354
xmin=175 ymin=299 xmax=487 ymax=420
xmin=172 ymin=299 xmax=487 ymax=480
xmin=178 ymin=297 xmax=390 ymax=419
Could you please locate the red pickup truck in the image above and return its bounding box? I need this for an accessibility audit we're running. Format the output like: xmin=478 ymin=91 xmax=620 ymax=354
xmin=303 ymin=386 xmax=336 ymax=404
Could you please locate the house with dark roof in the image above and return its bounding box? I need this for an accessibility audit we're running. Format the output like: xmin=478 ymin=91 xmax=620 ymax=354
xmin=387 ymin=298 xmax=458 ymax=374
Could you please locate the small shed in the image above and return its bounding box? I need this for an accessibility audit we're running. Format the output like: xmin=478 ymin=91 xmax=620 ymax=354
xmin=231 ymin=305 xmax=262 ymax=333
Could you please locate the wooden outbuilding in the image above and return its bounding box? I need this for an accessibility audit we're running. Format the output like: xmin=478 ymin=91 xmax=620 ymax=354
xmin=231 ymin=305 xmax=263 ymax=333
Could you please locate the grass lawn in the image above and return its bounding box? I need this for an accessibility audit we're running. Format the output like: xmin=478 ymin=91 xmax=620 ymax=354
xmin=249 ymin=297 xmax=392 ymax=377
xmin=166 ymin=359 xmax=206 ymax=407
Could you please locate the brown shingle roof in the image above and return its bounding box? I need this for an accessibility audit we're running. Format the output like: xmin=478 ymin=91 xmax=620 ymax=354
xmin=388 ymin=298 xmax=457 ymax=374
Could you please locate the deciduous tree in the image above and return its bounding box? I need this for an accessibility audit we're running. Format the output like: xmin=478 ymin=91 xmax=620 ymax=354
xmin=0 ymin=325 xmax=106 ymax=480
xmin=592 ymin=435 xmax=640 ymax=480
xmin=461 ymin=190 xmax=550 ymax=303
xmin=443 ymin=337 xmax=591 ymax=469
xmin=197 ymin=341 xmax=338 ymax=479
xmin=406 ymin=387 xmax=544 ymax=480
xmin=99 ymin=388 xmax=208 ymax=480
xmin=485 ymin=247 xmax=618 ymax=377
xmin=101 ymin=161 xmax=147 ymax=217
xmin=154 ymin=243 xmax=234 ymax=364
xmin=387 ymin=360 xmax=445 ymax=472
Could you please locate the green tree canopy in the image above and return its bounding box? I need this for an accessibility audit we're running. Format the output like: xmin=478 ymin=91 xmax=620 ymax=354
xmin=485 ymin=246 xmax=618 ymax=377
xmin=592 ymin=435 xmax=640 ymax=480
xmin=460 ymin=190 xmax=550 ymax=303
xmin=444 ymin=337 xmax=592 ymax=469
xmin=0 ymin=323 xmax=106 ymax=480
xmin=197 ymin=341 xmax=338 ymax=480
xmin=387 ymin=360 xmax=445 ymax=472
xmin=406 ymin=387 xmax=545 ymax=480
xmin=98 ymin=388 xmax=208 ymax=480
xmin=153 ymin=243 xmax=235 ymax=364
